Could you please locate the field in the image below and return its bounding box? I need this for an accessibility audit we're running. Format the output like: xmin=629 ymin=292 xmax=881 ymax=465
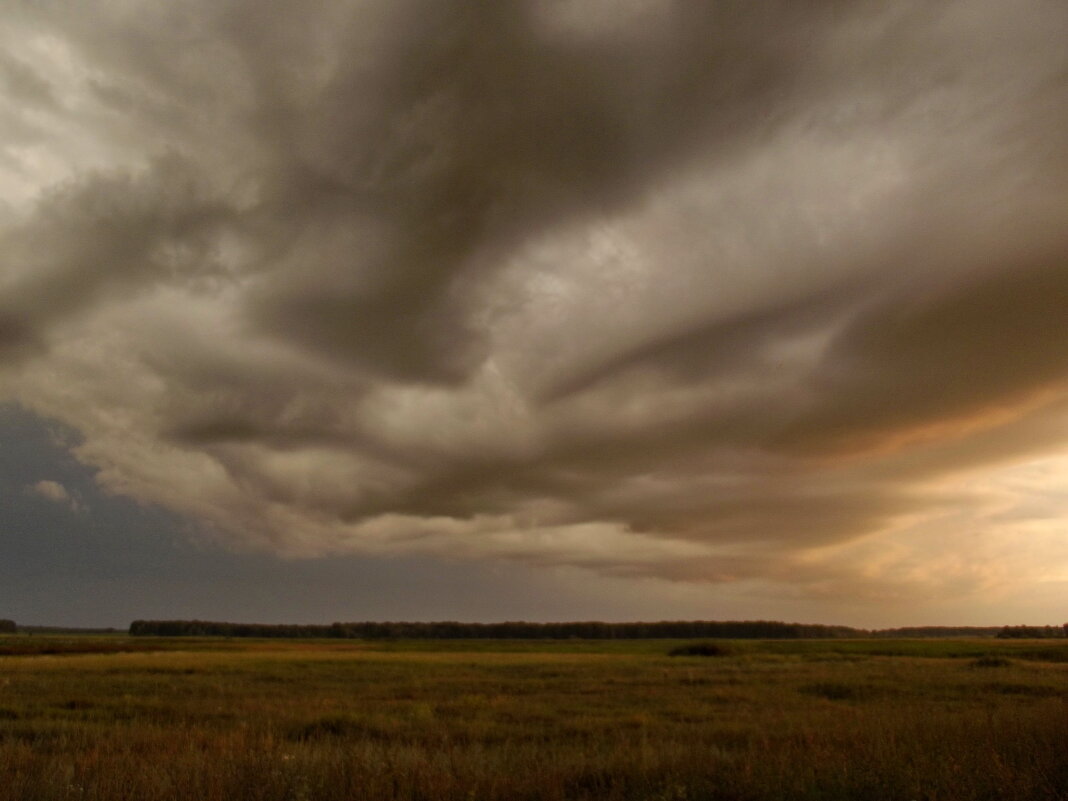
xmin=1 ymin=636 xmax=1066 ymax=800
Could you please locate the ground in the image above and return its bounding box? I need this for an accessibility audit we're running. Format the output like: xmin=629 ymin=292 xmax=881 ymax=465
xmin=1 ymin=636 xmax=1066 ymax=800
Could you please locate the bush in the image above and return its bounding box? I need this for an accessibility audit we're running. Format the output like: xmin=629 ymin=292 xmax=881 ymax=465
xmin=970 ymin=656 xmax=1012 ymax=668
xmin=799 ymin=682 xmax=882 ymax=701
xmin=668 ymin=642 xmax=731 ymax=657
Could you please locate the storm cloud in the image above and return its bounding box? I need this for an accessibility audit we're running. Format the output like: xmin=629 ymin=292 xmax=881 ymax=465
xmin=2 ymin=0 xmax=1067 ymax=607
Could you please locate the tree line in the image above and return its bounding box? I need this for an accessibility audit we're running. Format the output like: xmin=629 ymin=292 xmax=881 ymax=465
xmin=131 ymin=619 xmax=1050 ymax=639
xmin=996 ymin=625 xmax=1068 ymax=639
xmin=870 ymin=627 xmax=1004 ymax=638
xmin=127 ymin=620 xmax=1068 ymax=640
xmin=7 ymin=618 xmax=1062 ymax=639
xmin=129 ymin=619 xmax=866 ymax=639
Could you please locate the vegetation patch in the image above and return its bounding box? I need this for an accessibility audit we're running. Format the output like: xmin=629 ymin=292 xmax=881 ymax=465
xmin=983 ymin=682 xmax=1062 ymax=698
xmin=1011 ymin=647 xmax=1068 ymax=663
xmin=288 ymin=715 xmax=381 ymax=742
xmin=668 ymin=642 xmax=732 ymax=657
xmin=56 ymin=699 xmax=95 ymax=711
xmin=0 ymin=641 xmax=163 ymax=658
xmin=970 ymin=656 xmax=1012 ymax=668
xmin=799 ymin=682 xmax=882 ymax=701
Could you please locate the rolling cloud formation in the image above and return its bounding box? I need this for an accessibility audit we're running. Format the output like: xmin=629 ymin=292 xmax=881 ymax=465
xmin=2 ymin=0 xmax=1067 ymax=604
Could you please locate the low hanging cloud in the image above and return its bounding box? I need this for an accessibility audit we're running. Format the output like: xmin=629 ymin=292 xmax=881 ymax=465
xmin=2 ymin=0 xmax=1068 ymax=603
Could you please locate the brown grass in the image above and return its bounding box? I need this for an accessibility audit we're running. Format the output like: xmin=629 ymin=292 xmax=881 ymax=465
xmin=0 ymin=637 xmax=1066 ymax=800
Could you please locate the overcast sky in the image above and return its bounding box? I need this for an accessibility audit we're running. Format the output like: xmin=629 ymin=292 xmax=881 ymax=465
xmin=2 ymin=0 xmax=1067 ymax=628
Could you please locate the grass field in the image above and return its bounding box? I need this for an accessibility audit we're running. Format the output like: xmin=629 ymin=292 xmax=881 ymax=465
xmin=1 ymin=636 xmax=1066 ymax=800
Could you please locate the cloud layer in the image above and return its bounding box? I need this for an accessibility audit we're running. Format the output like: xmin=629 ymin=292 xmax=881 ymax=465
xmin=2 ymin=0 xmax=1068 ymax=605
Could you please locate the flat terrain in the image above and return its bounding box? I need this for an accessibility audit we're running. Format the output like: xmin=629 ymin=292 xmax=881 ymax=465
xmin=1 ymin=636 xmax=1066 ymax=800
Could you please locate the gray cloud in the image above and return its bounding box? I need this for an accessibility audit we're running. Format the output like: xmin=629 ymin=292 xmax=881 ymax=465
xmin=2 ymin=0 xmax=1067 ymax=605
xmin=0 ymin=155 xmax=232 ymax=355
xmin=240 ymin=0 xmax=829 ymax=382
xmin=0 ymin=52 xmax=56 ymax=109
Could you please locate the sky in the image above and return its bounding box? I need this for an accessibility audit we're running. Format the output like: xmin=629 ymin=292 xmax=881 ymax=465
xmin=1 ymin=0 xmax=1067 ymax=629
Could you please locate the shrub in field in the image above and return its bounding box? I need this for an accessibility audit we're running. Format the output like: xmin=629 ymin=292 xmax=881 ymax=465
xmin=983 ymin=682 xmax=1061 ymax=697
xmin=1013 ymin=647 xmax=1068 ymax=663
xmin=290 ymin=716 xmax=364 ymax=741
xmin=970 ymin=656 xmax=1012 ymax=668
xmin=799 ymin=682 xmax=882 ymax=701
xmin=0 ymin=620 xmax=15 ymax=634
xmin=668 ymin=642 xmax=731 ymax=657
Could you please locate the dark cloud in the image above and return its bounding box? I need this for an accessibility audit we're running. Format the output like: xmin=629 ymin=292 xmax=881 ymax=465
xmin=1 ymin=0 xmax=1067 ymax=606
xmin=0 ymin=154 xmax=232 ymax=355
xmin=781 ymin=239 xmax=1068 ymax=457
xmin=241 ymin=0 xmax=829 ymax=382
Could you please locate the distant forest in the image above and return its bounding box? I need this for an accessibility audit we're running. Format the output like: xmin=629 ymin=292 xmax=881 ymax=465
xmin=125 ymin=619 xmax=1066 ymax=640
xmin=2 ymin=618 xmax=1064 ymax=639
xmin=130 ymin=620 xmax=857 ymax=639
xmin=993 ymin=625 xmax=1068 ymax=639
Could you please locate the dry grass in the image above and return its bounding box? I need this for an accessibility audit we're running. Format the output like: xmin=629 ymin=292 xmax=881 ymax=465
xmin=0 ymin=637 xmax=1066 ymax=799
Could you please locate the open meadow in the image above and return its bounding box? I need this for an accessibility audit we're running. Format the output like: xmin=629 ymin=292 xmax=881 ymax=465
xmin=1 ymin=636 xmax=1066 ymax=800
